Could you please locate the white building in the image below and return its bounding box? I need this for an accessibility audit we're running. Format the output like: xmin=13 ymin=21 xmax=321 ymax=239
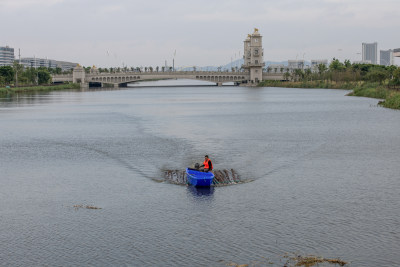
xmin=311 ymin=59 xmax=328 ymax=72
xmin=394 ymin=48 xmax=400 ymax=58
xmin=20 ymin=57 xmax=57 ymax=69
xmin=20 ymin=57 xmax=77 ymax=71
xmin=266 ymin=64 xmax=287 ymax=73
xmin=54 ymin=60 xmax=78 ymax=71
xmin=288 ymin=60 xmax=305 ymax=70
xmin=0 ymin=46 xmax=15 ymax=66
xmin=362 ymin=42 xmax=378 ymax=65
xmin=380 ymin=50 xmax=394 ymax=66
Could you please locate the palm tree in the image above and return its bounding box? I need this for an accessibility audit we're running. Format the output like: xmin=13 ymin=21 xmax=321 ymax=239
xmin=304 ymin=68 xmax=312 ymax=81
xmin=284 ymin=71 xmax=291 ymax=81
xmin=294 ymin=69 xmax=304 ymax=81
xmin=318 ymin=64 xmax=327 ymax=80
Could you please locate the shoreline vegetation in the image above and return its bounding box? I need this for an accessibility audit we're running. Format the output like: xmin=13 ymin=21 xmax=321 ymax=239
xmin=258 ymin=59 xmax=400 ymax=110
xmin=0 ymin=63 xmax=80 ymax=96
xmin=0 ymin=83 xmax=81 ymax=96
xmin=258 ymin=80 xmax=400 ymax=110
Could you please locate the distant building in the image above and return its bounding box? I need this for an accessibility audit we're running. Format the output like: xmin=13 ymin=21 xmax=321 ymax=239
xmin=393 ymin=48 xmax=400 ymax=58
xmin=267 ymin=64 xmax=287 ymax=73
xmin=288 ymin=60 xmax=304 ymax=70
xmin=0 ymin=46 xmax=15 ymax=66
xmin=354 ymin=60 xmax=372 ymax=64
xmin=20 ymin=57 xmax=57 ymax=69
xmin=311 ymin=59 xmax=328 ymax=72
xmin=380 ymin=50 xmax=394 ymax=66
xmin=20 ymin=57 xmax=77 ymax=71
xmin=362 ymin=42 xmax=378 ymax=65
xmin=54 ymin=60 xmax=78 ymax=72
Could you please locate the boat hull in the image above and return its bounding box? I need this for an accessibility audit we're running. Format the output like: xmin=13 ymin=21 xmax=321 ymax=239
xmin=186 ymin=168 xmax=214 ymax=187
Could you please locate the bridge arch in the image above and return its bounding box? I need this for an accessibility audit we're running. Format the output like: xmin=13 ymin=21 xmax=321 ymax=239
xmin=59 ymin=71 xmax=250 ymax=88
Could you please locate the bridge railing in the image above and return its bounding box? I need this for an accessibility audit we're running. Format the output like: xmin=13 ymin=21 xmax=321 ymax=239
xmin=85 ymin=70 xmax=249 ymax=76
xmin=52 ymin=74 xmax=73 ymax=78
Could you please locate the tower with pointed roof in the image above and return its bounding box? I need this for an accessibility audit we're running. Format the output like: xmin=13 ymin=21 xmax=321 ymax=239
xmin=242 ymin=28 xmax=265 ymax=83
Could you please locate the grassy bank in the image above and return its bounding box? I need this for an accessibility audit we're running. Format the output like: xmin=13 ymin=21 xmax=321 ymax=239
xmin=0 ymin=83 xmax=81 ymax=95
xmin=258 ymin=80 xmax=400 ymax=110
xmin=350 ymin=83 xmax=400 ymax=109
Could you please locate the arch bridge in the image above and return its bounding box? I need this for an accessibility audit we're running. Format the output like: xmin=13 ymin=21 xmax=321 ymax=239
xmin=51 ymin=29 xmax=285 ymax=87
xmin=52 ymin=67 xmax=253 ymax=88
xmin=88 ymin=71 xmax=249 ymax=87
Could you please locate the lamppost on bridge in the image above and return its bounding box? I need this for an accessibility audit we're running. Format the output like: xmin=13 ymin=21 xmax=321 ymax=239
xmin=173 ymin=50 xmax=176 ymax=72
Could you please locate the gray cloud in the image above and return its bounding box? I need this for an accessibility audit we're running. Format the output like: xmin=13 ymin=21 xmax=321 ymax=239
xmin=1 ymin=0 xmax=399 ymax=67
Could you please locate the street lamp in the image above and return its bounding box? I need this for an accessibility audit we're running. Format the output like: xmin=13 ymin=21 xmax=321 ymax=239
xmin=34 ymin=55 xmax=39 ymax=85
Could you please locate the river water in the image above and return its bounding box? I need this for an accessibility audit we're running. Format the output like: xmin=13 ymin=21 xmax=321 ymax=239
xmin=1 ymin=80 xmax=399 ymax=266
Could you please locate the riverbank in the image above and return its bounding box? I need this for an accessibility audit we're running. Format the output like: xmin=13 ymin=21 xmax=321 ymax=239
xmin=0 ymin=83 xmax=81 ymax=96
xmin=258 ymin=80 xmax=400 ymax=110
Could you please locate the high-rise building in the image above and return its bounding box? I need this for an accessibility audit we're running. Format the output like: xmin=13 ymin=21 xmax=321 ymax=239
xmin=0 ymin=46 xmax=15 ymax=66
xmin=362 ymin=42 xmax=378 ymax=64
xmin=380 ymin=49 xmax=393 ymax=66
xmin=242 ymin=28 xmax=264 ymax=83
xmin=394 ymin=48 xmax=400 ymax=58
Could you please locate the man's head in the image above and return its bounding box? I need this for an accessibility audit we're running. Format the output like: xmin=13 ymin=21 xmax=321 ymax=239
xmin=205 ymin=155 xmax=209 ymax=159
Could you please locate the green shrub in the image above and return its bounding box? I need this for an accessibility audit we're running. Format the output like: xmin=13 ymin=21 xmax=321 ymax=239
xmin=381 ymin=93 xmax=400 ymax=109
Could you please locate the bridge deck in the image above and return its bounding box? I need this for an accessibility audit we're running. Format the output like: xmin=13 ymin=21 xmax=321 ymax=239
xmin=52 ymin=71 xmax=283 ymax=86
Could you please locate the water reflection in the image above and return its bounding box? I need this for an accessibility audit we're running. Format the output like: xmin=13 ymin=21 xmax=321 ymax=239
xmin=1 ymin=85 xmax=400 ymax=266
xmin=187 ymin=185 xmax=215 ymax=198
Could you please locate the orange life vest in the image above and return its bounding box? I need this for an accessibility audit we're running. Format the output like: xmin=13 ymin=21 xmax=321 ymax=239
xmin=203 ymin=159 xmax=213 ymax=170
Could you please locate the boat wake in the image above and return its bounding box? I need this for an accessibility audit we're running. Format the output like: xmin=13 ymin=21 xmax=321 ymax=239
xmin=162 ymin=169 xmax=252 ymax=186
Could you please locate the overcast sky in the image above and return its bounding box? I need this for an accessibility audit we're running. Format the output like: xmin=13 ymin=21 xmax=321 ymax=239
xmin=1 ymin=0 xmax=399 ymax=67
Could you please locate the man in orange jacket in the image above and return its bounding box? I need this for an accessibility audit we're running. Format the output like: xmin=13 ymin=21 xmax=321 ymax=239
xmin=200 ymin=155 xmax=213 ymax=172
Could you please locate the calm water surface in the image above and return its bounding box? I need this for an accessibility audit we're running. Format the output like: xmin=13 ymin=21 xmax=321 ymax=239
xmin=1 ymin=80 xmax=399 ymax=266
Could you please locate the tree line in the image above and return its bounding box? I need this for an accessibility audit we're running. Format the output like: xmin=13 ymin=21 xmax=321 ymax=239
xmin=0 ymin=62 xmax=68 ymax=87
xmin=281 ymin=58 xmax=400 ymax=86
xmin=84 ymin=66 xmax=174 ymax=74
xmin=3 ymin=58 xmax=400 ymax=87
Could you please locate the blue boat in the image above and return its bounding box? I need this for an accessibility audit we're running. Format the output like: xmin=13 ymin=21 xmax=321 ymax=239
xmin=186 ymin=168 xmax=214 ymax=187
